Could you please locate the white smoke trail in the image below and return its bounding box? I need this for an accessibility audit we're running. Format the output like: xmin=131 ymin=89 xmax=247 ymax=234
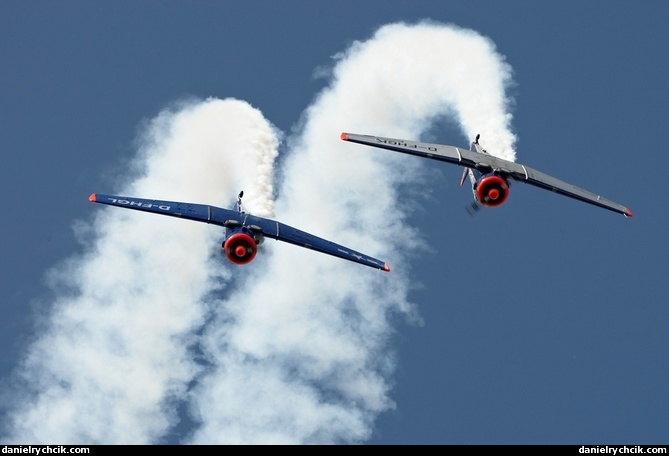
xmin=186 ymin=21 xmax=516 ymax=444
xmin=1 ymin=98 xmax=279 ymax=443
xmin=2 ymin=21 xmax=515 ymax=445
xmin=325 ymin=21 xmax=516 ymax=160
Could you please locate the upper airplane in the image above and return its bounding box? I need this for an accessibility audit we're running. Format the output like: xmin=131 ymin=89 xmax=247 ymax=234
xmin=88 ymin=191 xmax=390 ymax=271
xmin=341 ymin=132 xmax=632 ymax=218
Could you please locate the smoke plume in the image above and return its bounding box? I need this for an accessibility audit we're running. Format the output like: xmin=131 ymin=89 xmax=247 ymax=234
xmin=1 ymin=22 xmax=515 ymax=444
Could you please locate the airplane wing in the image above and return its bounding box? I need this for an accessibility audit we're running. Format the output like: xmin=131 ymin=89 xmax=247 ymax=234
xmin=89 ymin=193 xmax=390 ymax=271
xmin=341 ymin=132 xmax=632 ymax=217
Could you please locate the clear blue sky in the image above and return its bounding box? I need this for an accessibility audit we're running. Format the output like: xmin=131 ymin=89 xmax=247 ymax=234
xmin=1 ymin=0 xmax=667 ymax=445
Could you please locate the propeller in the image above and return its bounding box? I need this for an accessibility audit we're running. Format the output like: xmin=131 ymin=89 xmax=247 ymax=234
xmin=466 ymin=201 xmax=481 ymax=216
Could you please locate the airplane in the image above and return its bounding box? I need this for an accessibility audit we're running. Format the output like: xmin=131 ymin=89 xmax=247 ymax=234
xmin=341 ymin=132 xmax=632 ymax=218
xmin=88 ymin=191 xmax=390 ymax=271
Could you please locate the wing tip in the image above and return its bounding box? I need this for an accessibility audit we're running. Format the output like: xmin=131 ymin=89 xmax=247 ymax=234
xmin=382 ymin=262 xmax=390 ymax=272
xmin=89 ymin=193 xmax=97 ymax=202
xmin=340 ymin=132 xmax=349 ymax=141
xmin=624 ymin=208 xmax=633 ymax=218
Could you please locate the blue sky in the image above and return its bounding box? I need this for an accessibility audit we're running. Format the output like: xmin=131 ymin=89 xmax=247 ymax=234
xmin=1 ymin=0 xmax=668 ymax=445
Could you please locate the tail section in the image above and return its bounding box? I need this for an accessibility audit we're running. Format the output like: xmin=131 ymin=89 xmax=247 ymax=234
xmin=235 ymin=190 xmax=245 ymax=213
xmin=470 ymin=133 xmax=487 ymax=154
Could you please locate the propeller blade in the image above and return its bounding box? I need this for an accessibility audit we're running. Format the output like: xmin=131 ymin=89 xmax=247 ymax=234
xmin=466 ymin=201 xmax=481 ymax=217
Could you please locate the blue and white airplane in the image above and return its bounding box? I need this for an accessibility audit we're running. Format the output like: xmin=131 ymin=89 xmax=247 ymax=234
xmin=341 ymin=132 xmax=633 ymax=218
xmin=89 ymin=191 xmax=390 ymax=271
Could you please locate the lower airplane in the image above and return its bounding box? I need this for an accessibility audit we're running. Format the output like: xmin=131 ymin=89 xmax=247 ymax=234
xmin=341 ymin=132 xmax=632 ymax=218
xmin=88 ymin=191 xmax=390 ymax=271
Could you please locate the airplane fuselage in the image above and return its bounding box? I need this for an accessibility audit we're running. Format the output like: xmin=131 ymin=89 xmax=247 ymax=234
xmin=466 ymin=140 xmax=511 ymax=209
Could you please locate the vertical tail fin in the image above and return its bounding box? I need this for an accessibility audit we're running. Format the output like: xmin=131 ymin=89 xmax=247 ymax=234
xmin=470 ymin=134 xmax=487 ymax=154
xmin=235 ymin=190 xmax=245 ymax=213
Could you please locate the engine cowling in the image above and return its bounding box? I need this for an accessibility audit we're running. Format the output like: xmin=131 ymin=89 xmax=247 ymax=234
xmin=222 ymin=232 xmax=258 ymax=265
xmin=476 ymin=174 xmax=509 ymax=207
